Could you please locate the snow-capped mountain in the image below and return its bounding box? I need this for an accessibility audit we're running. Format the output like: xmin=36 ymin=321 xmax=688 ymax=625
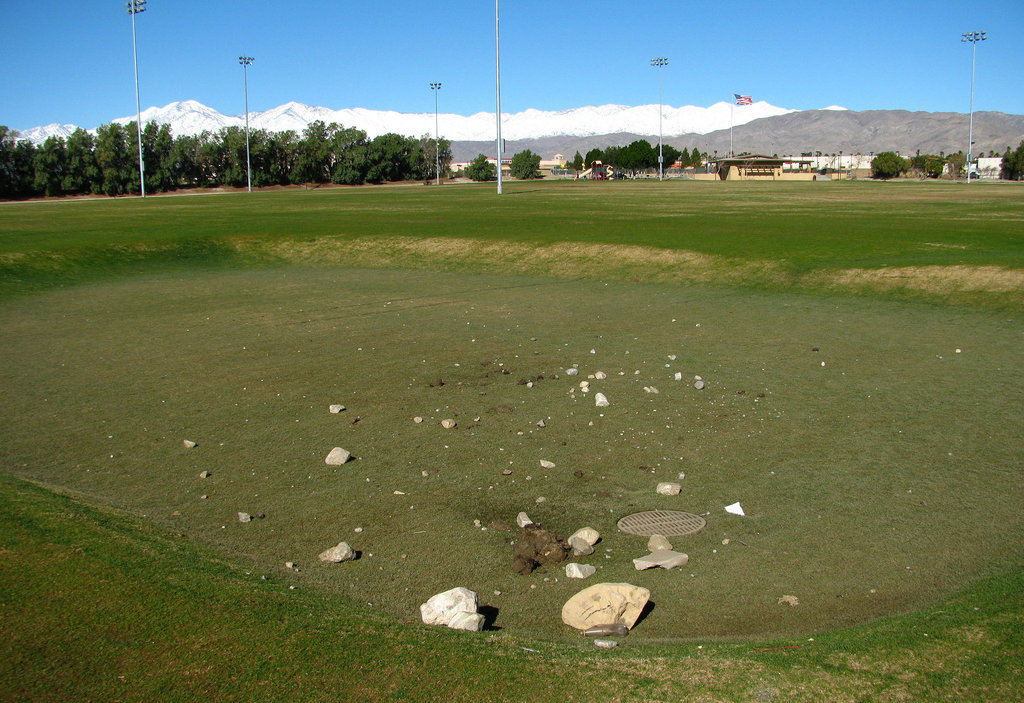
xmin=16 ymin=99 xmax=803 ymax=145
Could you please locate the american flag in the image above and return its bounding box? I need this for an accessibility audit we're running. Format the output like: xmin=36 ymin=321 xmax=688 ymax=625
xmin=734 ymin=94 xmax=753 ymax=105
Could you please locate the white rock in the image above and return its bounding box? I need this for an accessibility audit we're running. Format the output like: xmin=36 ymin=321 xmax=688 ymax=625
xmin=238 ymin=512 xmax=251 ymax=523
xmin=594 ymin=371 xmax=607 ymax=380
xmin=539 ymin=459 xmax=556 ymax=469
xmin=656 ymin=482 xmax=681 ymax=496
xmin=668 ymin=354 xmax=677 ymax=361
xmin=325 ymin=447 xmax=351 ymax=465
xmin=441 ymin=418 xmax=456 ymax=429
xmin=694 ymin=380 xmax=706 ymax=390
xmin=647 ymin=534 xmax=673 ymax=552
xmin=419 ymin=587 xmax=479 ymax=626
xmin=568 ymin=527 xmax=601 ymax=546
xmin=447 ymin=611 xmax=486 ymax=632
xmin=561 ymin=583 xmax=651 ymax=631
xmin=183 ymin=439 xmax=196 ymax=448
xmin=565 ymin=563 xmax=597 ymax=579
xmin=595 ymin=393 xmax=609 ymax=407
xmin=516 ymin=512 xmax=534 ymax=528
xmin=329 ymin=404 xmax=345 ymax=413
xmin=674 ymin=372 xmax=683 ymax=381
xmin=594 ymin=639 xmax=618 ymax=649
xmin=633 ymin=549 xmax=689 ymax=570
xmin=568 ymin=536 xmax=595 ymax=556
xmin=413 ymin=416 xmax=423 ymax=423
xmin=725 ymin=502 xmax=745 ymax=516
xmin=318 ymin=541 xmax=356 ymax=563
xmin=537 ymin=419 xmax=546 ymax=427
xmin=566 ymin=368 xmax=579 ymax=376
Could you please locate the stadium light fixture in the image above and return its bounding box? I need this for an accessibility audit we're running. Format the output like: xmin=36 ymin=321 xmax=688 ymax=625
xmin=127 ymin=0 xmax=147 ymax=198
xmin=962 ymin=30 xmax=986 ymax=183
xmin=651 ymin=57 xmax=668 ymax=181
xmin=240 ymin=56 xmax=254 ymax=192
xmin=430 ymin=82 xmax=442 ymax=186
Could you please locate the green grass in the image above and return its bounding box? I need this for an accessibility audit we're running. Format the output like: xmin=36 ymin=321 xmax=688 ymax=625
xmin=1 ymin=180 xmax=1023 ymax=699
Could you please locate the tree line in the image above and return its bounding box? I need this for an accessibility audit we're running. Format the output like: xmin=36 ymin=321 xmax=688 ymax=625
xmin=872 ymin=142 xmax=1024 ymax=180
xmin=571 ymin=141 xmax=707 ymax=172
xmin=0 ymin=121 xmax=453 ymax=200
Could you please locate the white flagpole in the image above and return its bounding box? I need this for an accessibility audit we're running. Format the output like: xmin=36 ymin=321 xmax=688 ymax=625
xmin=730 ymin=102 xmax=734 ymax=157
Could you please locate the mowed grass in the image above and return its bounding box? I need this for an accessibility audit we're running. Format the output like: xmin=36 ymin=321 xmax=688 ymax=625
xmin=1 ymin=180 xmax=1023 ymax=699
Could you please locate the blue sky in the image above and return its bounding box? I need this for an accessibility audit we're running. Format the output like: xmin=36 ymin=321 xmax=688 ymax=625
xmin=2 ymin=0 xmax=1021 ymax=131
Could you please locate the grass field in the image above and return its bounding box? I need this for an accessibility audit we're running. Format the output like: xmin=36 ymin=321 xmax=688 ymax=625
xmin=1 ymin=180 xmax=1022 ymax=700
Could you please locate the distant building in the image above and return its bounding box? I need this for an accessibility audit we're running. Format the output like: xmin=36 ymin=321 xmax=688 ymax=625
xmin=706 ymin=155 xmax=815 ymax=181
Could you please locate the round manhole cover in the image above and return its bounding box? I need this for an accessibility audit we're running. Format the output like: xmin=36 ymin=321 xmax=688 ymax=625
xmin=617 ymin=510 xmax=706 ymax=537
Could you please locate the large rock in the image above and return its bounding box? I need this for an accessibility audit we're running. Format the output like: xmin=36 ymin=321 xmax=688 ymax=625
xmin=568 ymin=527 xmax=600 ymax=546
xmin=656 ymin=482 xmax=681 ymax=496
xmin=516 ymin=511 xmax=534 ymax=528
xmin=565 ymin=563 xmax=597 ymax=579
xmin=318 ymin=541 xmax=356 ymax=563
xmin=647 ymin=534 xmax=673 ymax=552
xmin=561 ymin=583 xmax=650 ymax=631
xmin=568 ymin=536 xmax=595 ymax=556
xmin=419 ymin=587 xmax=479 ymax=626
xmin=633 ymin=549 xmax=689 ymax=571
xmin=447 ymin=611 xmax=486 ymax=632
xmin=594 ymin=393 xmax=610 ymax=407
xmin=325 ymin=447 xmax=351 ymax=465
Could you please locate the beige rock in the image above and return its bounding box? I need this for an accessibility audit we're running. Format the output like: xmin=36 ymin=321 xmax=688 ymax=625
xmin=183 ymin=439 xmax=197 ymax=449
xmin=539 ymin=459 xmax=556 ymax=469
xmin=329 ymin=404 xmax=345 ymax=413
xmin=441 ymin=418 xmax=456 ymax=429
xmin=647 ymin=534 xmax=673 ymax=552
xmin=656 ymin=482 xmax=681 ymax=496
xmin=561 ymin=583 xmax=650 ymax=631
xmin=565 ymin=563 xmax=597 ymax=579
xmin=318 ymin=541 xmax=356 ymax=563
xmin=633 ymin=549 xmax=689 ymax=571
xmin=419 ymin=587 xmax=479 ymax=626
xmin=568 ymin=527 xmax=600 ymax=547
xmin=778 ymin=595 xmax=800 ymax=607
xmin=325 ymin=447 xmax=351 ymax=465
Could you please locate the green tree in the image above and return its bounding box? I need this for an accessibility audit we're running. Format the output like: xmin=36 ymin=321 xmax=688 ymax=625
xmin=602 ymin=145 xmax=622 ymax=168
xmin=364 ymin=133 xmax=417 ymax=184
xmin=33 ymin=136 xmax=67 ymax=197
xmin=293 ymin=120 xmax=334 ymax=183
xmin=94 ymin=122 xmax=133 ymax=196
xmin=64 ymin=128 xmax=99 ymax=194
xmin=509 ymin=149 xmax=541 ymax=179
xmin=661 ymin=144 xmax=681 ymax=168
xmin=0 ymin=128 xmax=38 ymax=199
xmin=1000 ymin=141 xmax=1024 ymax=180
xmin=946 ymin=151 xmax=966 ymax=179
xmin=463 ymin=153 xmax=495 ymax=181
xmin=571 ymin=151 xmax=584 ymax=170
xmin=870 ymin=151 xmax=909 ymax=179
xmin=584 ymin=148 xmax=603 ymax=168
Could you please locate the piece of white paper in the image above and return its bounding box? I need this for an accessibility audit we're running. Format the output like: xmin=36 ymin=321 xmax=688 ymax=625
xmin=725 ymin=502 xmax=745 ymax=516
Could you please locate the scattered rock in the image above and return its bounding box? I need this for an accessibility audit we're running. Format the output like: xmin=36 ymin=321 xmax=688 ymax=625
xmin=325 ymin=447 xmax=351 ymax=465
xmin=535 ymin=496 xmax=547 ymax=504
xmin=285 ymin=561 xmax=295 ymax=569
xmin=633 ymin=549 xmax=689 ymax=571
xmin=566 ymin=368 xmax=579 ymax=376
xmin=647 ymin=534 xmax=673 ymax=551
xmin=594 ymin=639 xmax=618 ymax=649
xmin=568 ymin=527 xmax=600 ymax=547
xmin=539 ymin=459 xmax=556 ymax=469
xmin=420 ymin=587 xmax=479 ymax=626
xmin=183 ymin=439 xmax=196 ymax=449
xmin=199 ymin=470 xmax=210 ymax=478
xmin=565 ymin=563 xmax=597 ymax=579
xmin=778 ymin=595 xmax=800 ymax=607
xmin=674 ymin=372 xmax=683 ymax=381
xmin=513 ymin=524 xmax=569 ymax=575
xmin=238 ymin=512 xmax=251 ymax=523
xmin=594 ymin=393 xmax=609 ymax=407
xmin=413 ymin=416 xmax=423 ymax=423
xmin=568 ymin=537 xmax=595 ymax=556
xmin=318 ymin=541 xmax=356 ymax=563
xmin=537 ymin=419 xmax=546 ymax=428
xmin=502 ymin=468 xmax=513 ymax=476
xmin=643 ymin=386 xmax=660 ymax=394
xmin=516 ymin=512 xmax=534 ymax=528
xmin=561 ymin=583 xmax=651 ymax=631
xmin=441 ymin=418 xmax=456 ymax=429
xmin=656 ymin=482 xmax=681 ymax=496
xmin=329 ymin=404 xmax=345 ymax=413
xmin=694 ymin=380 xmax=705 ymax=390
xmin=594 ymin=371 xmax=607 ymax=380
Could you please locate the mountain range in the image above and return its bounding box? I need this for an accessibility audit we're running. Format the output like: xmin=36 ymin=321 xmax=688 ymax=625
xmin=13 ymin=100 xmax=1024 ymax=162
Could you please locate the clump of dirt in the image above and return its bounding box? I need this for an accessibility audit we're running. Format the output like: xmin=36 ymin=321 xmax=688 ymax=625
xmin=512 ymin=524 xmax=569 ymax=575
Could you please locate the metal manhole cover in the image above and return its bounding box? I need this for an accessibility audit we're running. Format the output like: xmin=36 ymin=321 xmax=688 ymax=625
xmin=617 ymin=510 xmax=706 ymax=537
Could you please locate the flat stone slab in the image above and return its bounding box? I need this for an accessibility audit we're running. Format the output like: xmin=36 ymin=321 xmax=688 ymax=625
xmin=325 ymin=447 xmax=351 ymax=465
xmin=633 ymin=549 xmax=689 ymax=571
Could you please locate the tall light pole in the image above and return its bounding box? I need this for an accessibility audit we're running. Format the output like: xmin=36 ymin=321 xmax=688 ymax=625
xmin=430 ymin=82 xmax=442 ymax=186
xmin=962 ymin=30 xmax=987 ymax=183
xmin=495 ymin=0 xmax=503 ymax=195
xmin=651 ymin=57 xmax=668 ymax=181
xmin=239 ymin=56 xmax=254 ymax=192
xmin=127 ymin=0 xmax=147 ymax=198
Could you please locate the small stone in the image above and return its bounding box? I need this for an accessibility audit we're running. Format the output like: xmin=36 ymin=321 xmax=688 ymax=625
xmin=568 ymin=537 xmax=595 ymax=556
xmin=566 ymin=368 xmax=579 ymax=376
xmin=633 ymin=549 xmax=689 ymax=571
xmin=644 ymin=386 xmax=659 ymax=394
xmin=329 ymin=404 xmax=345 ymax=413
xmin=516 ymin=512 xmax=534 ymax=528
xmin=413 ymin=416 xmax=423 ymax=423
xmin=535 ymin=496 xmax=547 ymax=504
xmin=537 ymin=419 xmax=546 ymax=427
xmin=285 ymin=561 xmax=295 ymax=569
xmin=441 ymin=419 xmax=456 ymax=429
xmin=647 ymin=534 xmax=673 ymax=551
xmin=200 ymin=494 xmax=207 ymax=500
xmin=594 ymin=371 xmax=607 ymax=380
xmin=199 ymin=470 xmax=210 ymax=478
xmin=502 ymin=469 xmax=513 ymax=476
xmin=595 ymin=393 xmax=609 ymax=407
xmin=674 ymin=372 xmax=683 ymax=381
xmin=668 ymin=354 xmax=677 ymax=361
xmin=540 ymin=459 xmax=556 ymax=469
xmin=565 ymin=563 xmax=597 ymax=579
xmin=325 ymin=447 xmax=351 ymax=465
xmin=183 ymin=439 xmax=196 ymax=449
xmin=318 ymin=541 xmax=356 ymax=563
xmin=568 ymin=527 xmax=600 ymax=547
xmin=238 ymin=512 xmax=251 ymax=523
xmin=656 ymin=482 xmax=681 ymax=496
xmin=778 ymin=595 xmax=800 ymax=607
xmin=594 ymin=639 xmax=618 ymax=649
xmin=694 ymin=380 xmax=705 ymax=390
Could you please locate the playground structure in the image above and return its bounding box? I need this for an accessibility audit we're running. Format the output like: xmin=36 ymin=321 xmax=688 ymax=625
xmin=577 ymin=160 xmax=612 ymax=180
